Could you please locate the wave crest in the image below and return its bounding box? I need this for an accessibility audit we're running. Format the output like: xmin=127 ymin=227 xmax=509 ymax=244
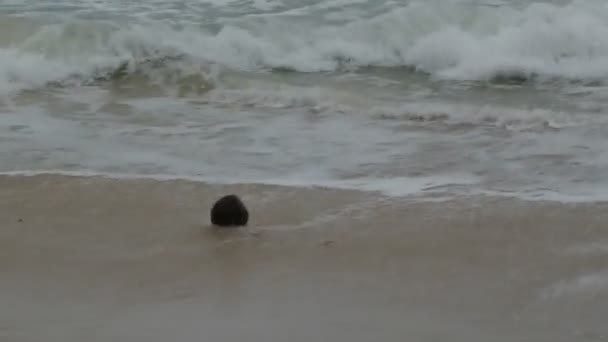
xmin=2 ymin=1 xmax=608 ymax=95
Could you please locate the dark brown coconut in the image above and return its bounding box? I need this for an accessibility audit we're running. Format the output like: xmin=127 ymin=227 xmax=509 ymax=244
xmin=210 ymin=194 xmax=249 ymax=227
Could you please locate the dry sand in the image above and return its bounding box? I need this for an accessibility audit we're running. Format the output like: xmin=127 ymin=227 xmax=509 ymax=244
xmin=1 ymin=175 xmax=607 ymax=342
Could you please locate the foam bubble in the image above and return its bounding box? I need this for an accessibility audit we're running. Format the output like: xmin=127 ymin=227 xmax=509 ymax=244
xmin=564 ymin=243 xmax=608 ymax=256
xmin=542 ymin=272 xmax=608 ymax=299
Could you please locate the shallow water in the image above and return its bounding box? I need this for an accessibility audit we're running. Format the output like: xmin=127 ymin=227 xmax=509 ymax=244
xmin=2 ymin=0 xmax=608 ymax=200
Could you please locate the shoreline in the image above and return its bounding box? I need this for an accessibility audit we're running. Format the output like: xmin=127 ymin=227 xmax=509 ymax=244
xmin=1 ymin=170 xmax=607 ymax=204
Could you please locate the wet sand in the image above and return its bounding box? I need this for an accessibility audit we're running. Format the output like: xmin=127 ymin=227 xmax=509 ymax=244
xmin=1 ymin=174 xmax=607 ymax=342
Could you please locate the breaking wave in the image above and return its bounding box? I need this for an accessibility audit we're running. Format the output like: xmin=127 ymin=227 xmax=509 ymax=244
xmin=2 ymin=0 xmax=608 ymax=95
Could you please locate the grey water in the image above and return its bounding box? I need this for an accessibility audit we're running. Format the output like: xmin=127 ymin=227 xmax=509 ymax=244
xmin=2 ymin=0 xmax=608 ymax=200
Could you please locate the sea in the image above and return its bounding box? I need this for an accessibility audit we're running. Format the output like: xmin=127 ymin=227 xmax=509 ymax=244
xmin=1 ymin=0 xmax=608 ymax=200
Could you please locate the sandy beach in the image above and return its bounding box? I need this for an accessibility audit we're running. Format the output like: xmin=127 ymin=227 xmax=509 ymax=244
xmin=1 ymin=174 xmax=607 ymax=342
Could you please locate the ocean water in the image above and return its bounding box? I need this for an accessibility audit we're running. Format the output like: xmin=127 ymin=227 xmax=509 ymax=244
xmin=2 ymin=0 xmax=608 ymax=201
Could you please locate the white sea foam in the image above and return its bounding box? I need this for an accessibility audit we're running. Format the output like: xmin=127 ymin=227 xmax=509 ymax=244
xmin=2 ymin=167 xmax=608 ymax=203
xmin=542 ymin=272 xmax=608 ymax=299
xmin=2 ymin=1 xmax=608 ymax=94
xmin=3 ymin=82 xmax=608 ymax=203
xmin=565 ymin=242 xmax=608 ymax=256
